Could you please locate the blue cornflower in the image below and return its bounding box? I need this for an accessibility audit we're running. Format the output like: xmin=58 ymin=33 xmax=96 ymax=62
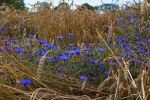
xmin=122 ymin=43 xmax=130 ymax=51
xmin=49 ymin=57 xmax=57 ymax=62
xmin=4 ymin=47 xmax=11 ymax=51
xmin=97 ymin=46 xmax=104 ymax=52
xmin=104 ymin=71 xmax=109 ymax=76
xmin=38 ymin=39 xmax=47 ymax=45
xmin=5 ymin=41 xmax=11 ymax=47
xmin=91 ymin=59 xmax=99 ymax=64
xmin=36 ymin=48 xmax=46 ymax=55
xmin=14 ymin=46 xmax=23 ymax=54
xmin=130 ymin=21 xmax=135 ymax=25
xmin=36 ymin=58 xmax=40 ymax=63
xmin=43 ymin=43 xmax=55 ymax=49
xmin=97 ymin=64 xmax=105 ymax=69
xmin=64 ymin=50 xmax=75 ymax=55
xmin=11 ymin=39 xmax=16 ymax=44
xmin=109 ymin=60 xmax=117 ymax=66
xmin=119 ymin=36 xmax=126 ymax=42
xmin=28 ymin=34 xmax=34 ymax=39
xmin=134 ymin=20 xmax=140 ymax=24
xmin=72 ymin=47 xmax=79 ymax=50
xmin=138 ymin=48 xmax=145 ymax=53
xmin=19 ymin=79 xmax=31 ymax=86
xmin=83 ymin=47 xmax=89 ymax=51
xmin=118 ymin=56 xmax=123 ymax=60
xmin=80 ymin=75 xmax=88 ymax=81
xmin=71 ymin=47 xmax=80 ymax=55
xmin=135 ymin=61 xmax=140 ymax=65
xmin=129 ymin=58 xmax=136 ymax=63
xmin=60 ymin=55 xmax=68 ymax=61
xmin=69 ymin=50 xmax=76 ymax=55
xmin=68 ymin=33 xmax=73 ymax=37
xmin=56 ymin=35 xmax=63 ymax=39
xmin=145 ymin=51 xmax=150 ymax=56
xmin=142 ymin=38 xmax=148 ymax=42
xmin=68 ymin=43 xmax=74 ymax=47
xmin=56 ymin=53 xmax=63 ymax=58
xmin=125 ymin=51 xmax=131 ymax=57
xmin=121 ymin=24 xmax=127 ymax=27
xmin=135 ymin=41 xmax=141 ymax=45
xmin=2 ymin=36 xmax=8 ymax=40
xmin=126 ymin=16 xmax=132 ymax=19
xmin=133 ymin=46 xmax=138 ymax=49
xmin=117 ymin=17 xmax=123 ymax=21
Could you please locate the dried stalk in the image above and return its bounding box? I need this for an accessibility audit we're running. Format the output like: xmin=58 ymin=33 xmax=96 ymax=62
xmin=141 ymin=70 xmax=146 ymax=100
xmin=36 ymin=50 xmax=52 ymax=80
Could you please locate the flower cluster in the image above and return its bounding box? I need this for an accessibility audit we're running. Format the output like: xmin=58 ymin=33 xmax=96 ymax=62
xmin=0 ymin=13 xmax=149 ymax=85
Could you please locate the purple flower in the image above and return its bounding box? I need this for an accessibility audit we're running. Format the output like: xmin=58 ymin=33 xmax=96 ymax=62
xmin=104 ymin=71 xmax=109 ymax=76
xmin=56 ymin=53 xmax=63 ymax=58
xmin=43 ymin=43 xmax=55 ymax=49
xmin=145 ymin=51 xmax=150 ymax=56
xmin=11 ymin=39 xmax=16 ymax=44
xmin=68 ymin=43 xmax=74 ymax=47
xmin=109 ymin=60 xmax=117 ymax=66
xmin=4 ymin=47 xmax=11 ymax=51
xmin=36 ymin=48 xmax=46 ymax=55
xmin=49 ymin=57 xmax=57 ymax=62
xmin=97 ymin=64 xmax=105 ymax=69
xmin=126 ymin=16 xmax=132 ymax=19
xmin=38 ymin=39 xmax=47 ymax=45
xmin=64 ymin=50 xmax=76 ymax=55
xmin=80 ymin=75 xmax=88 ymax=81
xmin=68 ymin=33 xmax=73 ymax=37
xmin=122 ymin=43 xmax=130 ymax=51
xmin=97 ymin=46 xmax=104 ymax=52
xmin=135 ymin=41 xmax=141 ymax=45
xmin=5 ymin=41 xmax=11 ymax=47
xmin=119 ymin=36 xmax=126 ymax=42
xmin=56 ymin=35 xmax=63 ymax=39
xmin=28 ymin=34 xmax=34 ymax=39
xmin=83 ymin=47 xmax=89 ymax=51
xmin=117 ymin=17 xmax=123 ymax=21
xmin=60 ymin=55 xmax=68 ymax=61
xmin=2 ymin=36 xmax=8 ymax=40
xmin=14 ymin=46 xmax=23 ymax=54
xmin=121 ymin=24 xmax=127 ymax=27
xmin=19 ymin=79 xmax=31 ymax=86
xmin=91 ymin=59 xmax=99 ymax=64
xmin=117 ymin=56 xmax=123 ymax=60
xmin=137 ymin=48 xmax=145 ymax=53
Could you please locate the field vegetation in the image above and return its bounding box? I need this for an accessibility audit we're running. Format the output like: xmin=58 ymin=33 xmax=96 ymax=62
xmin=0 ymin=1 xmax=149 ymax=100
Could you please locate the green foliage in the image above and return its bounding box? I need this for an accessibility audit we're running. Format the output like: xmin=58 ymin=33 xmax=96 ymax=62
xmin=95 ymin=3 xmax=119 ymax=12
xmin=0 ymin=0 xmax=25 ymax=10
xmin=81 ymin=3 xmax=95 ymax=10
